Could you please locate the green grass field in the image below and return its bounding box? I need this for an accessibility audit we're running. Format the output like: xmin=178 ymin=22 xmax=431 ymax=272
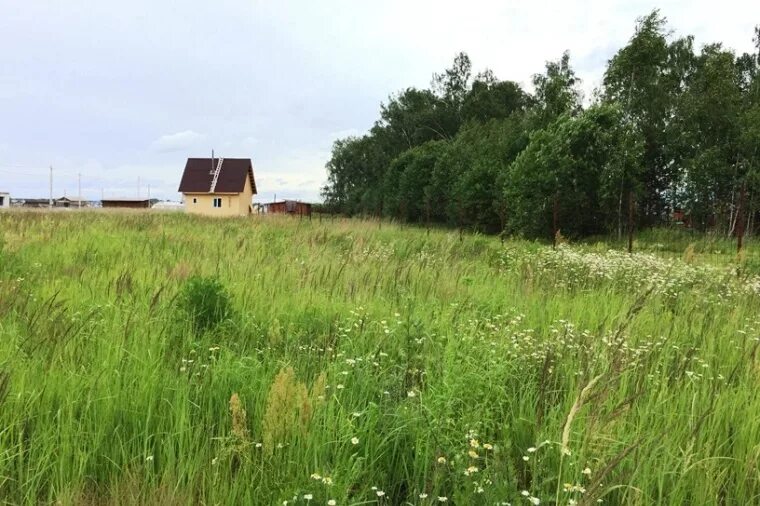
xmin=1 ymin=211 xmax=759 ymax=505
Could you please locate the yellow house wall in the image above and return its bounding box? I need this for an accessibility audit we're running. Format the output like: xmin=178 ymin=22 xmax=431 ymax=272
xmin=183 ymin=173 xmax=254 ymax=217
xmin=238 ymin=175 xmax=254 ymax=214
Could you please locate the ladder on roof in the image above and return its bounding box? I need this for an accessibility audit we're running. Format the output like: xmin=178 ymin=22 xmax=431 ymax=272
xmin=209 ymin=157 xmax=224 ymax=192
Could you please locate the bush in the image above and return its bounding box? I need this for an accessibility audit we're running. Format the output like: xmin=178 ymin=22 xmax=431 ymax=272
xmin=178 ymin=276 xmax=233 ymax=334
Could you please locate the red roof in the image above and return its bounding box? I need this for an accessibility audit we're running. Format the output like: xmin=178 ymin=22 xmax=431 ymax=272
xmin=178 ymin=158 xmax=257 ymax=194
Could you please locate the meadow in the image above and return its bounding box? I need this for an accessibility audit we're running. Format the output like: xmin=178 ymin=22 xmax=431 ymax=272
xmin=1 ymin=211 xmax=759 ymax=505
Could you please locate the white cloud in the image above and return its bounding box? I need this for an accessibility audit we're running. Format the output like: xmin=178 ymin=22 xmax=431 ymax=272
xmin=151 ymin=130 xmax=206 ymax=153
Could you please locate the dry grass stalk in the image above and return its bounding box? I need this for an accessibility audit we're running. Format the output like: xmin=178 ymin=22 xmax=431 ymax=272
xmin=229 ymin=392 xmax=249 ymax=443
xmin=262 ymin=367 xmax=325 ymax=454
xmin=561 ymin=373 xmax=604 ymax=454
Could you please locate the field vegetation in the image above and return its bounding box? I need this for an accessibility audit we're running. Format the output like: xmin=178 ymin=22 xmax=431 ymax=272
xmin=1 ymin=211 xmax=759 ymax=505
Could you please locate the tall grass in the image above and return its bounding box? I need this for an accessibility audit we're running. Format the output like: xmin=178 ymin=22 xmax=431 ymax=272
xmin=0 ymin=211 xmax=759 ymax=505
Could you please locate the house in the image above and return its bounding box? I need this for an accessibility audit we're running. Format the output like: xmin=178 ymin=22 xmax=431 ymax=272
xmin=263 ymin=200 xmax=312 ymax=217
xmin=54 ymin=196 xmax=88 ymax=208
xmin=0 ymin=192 xmax=9 ymax=209
xmin=101 ymin=198 xmax=153 ymax=209
xmin=178 ymin=157 xmax=257 ymax=216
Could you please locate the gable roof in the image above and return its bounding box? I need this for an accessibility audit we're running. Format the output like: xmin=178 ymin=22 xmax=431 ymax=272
xmin=178 ymin=158 xmax=257 ymax=194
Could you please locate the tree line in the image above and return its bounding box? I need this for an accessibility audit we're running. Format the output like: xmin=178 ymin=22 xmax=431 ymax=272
xmin=321 ymin=11 xmax=760 ymax=240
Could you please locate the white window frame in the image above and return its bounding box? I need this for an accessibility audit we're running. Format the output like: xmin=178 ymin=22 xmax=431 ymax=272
xmin=213 ymin=197 xmax=222 ymax=208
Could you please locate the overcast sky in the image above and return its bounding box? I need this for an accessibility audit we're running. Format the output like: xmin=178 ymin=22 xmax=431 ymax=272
xmin=0 ymin=1 xmax=757 ymax=202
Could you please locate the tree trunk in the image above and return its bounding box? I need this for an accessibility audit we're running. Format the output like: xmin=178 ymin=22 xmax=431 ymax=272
xmin=628 ymin=190 xmax=635 ymax=254
xmin=552 ymin=193 xmax=559 ymax=249
xmin=736 ymin=183 xmax=747 ymax=254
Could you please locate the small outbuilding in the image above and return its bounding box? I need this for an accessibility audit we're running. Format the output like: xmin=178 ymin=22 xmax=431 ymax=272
xmin=152 ymin=201 xmax=184 ymax=211
xmin=20 ymin=198 xmax=51 ymax=208
xmin=0 ymin=192 xmax=9 ymax=209
xmin=101 ymin=199 xmax=153 ymax=209
xmin=263 ymin=200 xmax=312 ymax=217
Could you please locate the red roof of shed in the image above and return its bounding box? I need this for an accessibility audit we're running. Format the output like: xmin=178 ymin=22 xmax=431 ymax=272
xmin=178 ymin=158 xmax=257 ymax=194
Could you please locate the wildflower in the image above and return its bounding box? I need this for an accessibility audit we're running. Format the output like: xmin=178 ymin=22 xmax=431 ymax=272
xmin=145 ymin=455 xmax=154 ymax=462
xmin=437 ymin=456 xmax=447 ymax=464
xmin=521 ymin=491 xmax=530 ymax=497
xmin=351 ymin=437 xmax=360 ymax=445
xmin=328 ymin=501 xmax=336 ymax=506
xmin=469 ymin=439 xmax=480 ymax=448
xmin=464 ymin=465 xmax=479 ymax=476
xmin=561 ymin=447 xmax=572 ymax=456
xmin=522 ymin=456 xmax=530 ymax=461
xmin=376 ymin=490 xmax=385 ymax=497
xmin=468 ymin=450 xmax=479 ymax=459
xmin=529 ymin=497 xmax=540 ymax=505
xmin=483 ymin=443 xmax=493 ymax=450
xmin=304 ymin=494 xmax=313 ymax=501
xmin=407 ymin=390 xmax=416 ymax=398
xmin=569 ymin=501 xmax=577 ymax=506
xmin=311 ymin=473 xmax=322 ymax=480
xmin=438 ymin=497 xmax=448 ymax=502
xmin=476 ymin=486 xmax=484 ymax=493
xmin=527 ymin=447 xmax=537 ymax=453
xmin=419 ymin=493 xmax=428 ymax=498
xmin=582 ymin=467 xmax=592 ymax=475
xmin=336 ymin=384 xmax=345 ymax=390
xmin=322 ymin=476 xmax=333 ymax=485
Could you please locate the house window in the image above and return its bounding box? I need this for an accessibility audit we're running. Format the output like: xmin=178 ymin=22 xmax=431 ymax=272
xmin=213 ymin=197 xmax=222 ymax=208
xmin=192 ymin=198 xmax=197 ymax=204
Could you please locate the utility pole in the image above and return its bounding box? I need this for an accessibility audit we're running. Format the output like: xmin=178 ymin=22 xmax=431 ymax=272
xmin=137 ymin=176 xmax=141 ymax=199
xmin=147 ymin=184 xmax=151 ymax=201
xmin=78 ymin=173 xmax=82 ymax=209
xmin=49 ymin=166 xmax=53 ymax=209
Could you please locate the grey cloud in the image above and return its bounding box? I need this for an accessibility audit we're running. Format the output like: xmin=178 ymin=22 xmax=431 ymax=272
xmin=1 ymin=0 xmax=757 ymax=203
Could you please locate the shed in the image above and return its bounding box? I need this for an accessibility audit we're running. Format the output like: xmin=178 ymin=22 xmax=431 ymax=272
xmin=0 ymin=192 xmax=9 ymax=208
xmin=20 ymin=198 xmax=51 ymax=208
xmin=102 ymin=199 xmax=152 ymax=209
xmin=264 ymin=200 xmax=312 ymax=216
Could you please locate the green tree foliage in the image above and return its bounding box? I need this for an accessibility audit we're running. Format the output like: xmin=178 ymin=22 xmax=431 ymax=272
xmin=676 ymin=45 xmax=744 ymax=230
xmin=505 ymin=105 xmax=644 ymax=238
xmin=322 ymin=16 xmax=760 ymax=239
xmin=603 ymin=10 xmax=694 ymax=225
xmin=530 ymin=51 xmax=582 ymax=128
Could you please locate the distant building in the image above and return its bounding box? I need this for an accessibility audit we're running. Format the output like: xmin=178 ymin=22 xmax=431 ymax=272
xmin=20 ymin=198 xmax=51 ymax=208
xmin=263 ymin=200 xmax=312 ymax=217
xmin=54 ymin=196 xmax=88 ymax=208
xmin=152 ymin=201 xmax=184 ymax=211
xmin=178 ymin=157 xmax=257 ymax=217
xmin=0 ymin=192 xmax=9 ymax=209
xmin=101 ymin=199 xmax=152 ymax=209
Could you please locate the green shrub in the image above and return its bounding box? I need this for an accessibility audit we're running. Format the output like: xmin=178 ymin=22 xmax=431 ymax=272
xmin=178 ymin=276 xmax=233 ymax=334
